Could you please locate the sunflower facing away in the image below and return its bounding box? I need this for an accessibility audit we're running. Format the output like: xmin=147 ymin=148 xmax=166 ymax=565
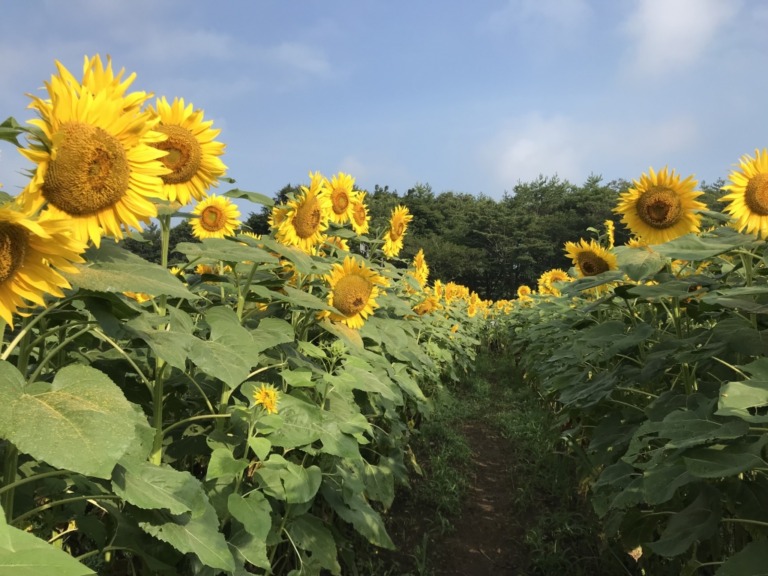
xmin=320 ymin=255 xmax=388 ymax=329
xmin=537 ymin=268 xmax=572 ymax=296
xmin=253 ymin=384 xmax=279 ymax=414
xmin=324 ymin=172 xmax=355 ymax=225
xmin=720 ymin=149 xmax=768 ymax=238
xmin=615 ymin=167 xmax=705 ymax=245
xmin=564 ymin=238 xmax=618 ymax=278
xmin=275 ymin=172 xmax=332 ymax=253
xmin=349 ymin=191 xmax=371 ymax=236
xmin=382 ymin=205 xmax=413 ymax=258
xmin=148 ymin=96 xmax=227 ymax=206
xmin=0 ymin=206 xmax=86 ymax=326
xmin=18 ymin=57 xmax=169 ymax=247
xmin=191 ymin=194 xmax=241 ymax=239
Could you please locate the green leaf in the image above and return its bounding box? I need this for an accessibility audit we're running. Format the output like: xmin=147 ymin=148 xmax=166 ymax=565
xmin=250 ymin=317 xmax=295 ymax=352
xmin=683 ymin=437 xmax=767 ymax=478
xmin=257 ymin=236 xmax=328 ymax=275
xmin=65 ymin=242 xmax=193 ymax=299
xmin=615 ymin=245 xmax=667 ymax=281
xmin=273 ymin=285 xmax=336 ymax=311
xmin=653 ymin=228 xmax=759 ymax=261
xmin=717 ymin=358 xmax=768 ymax=422
xmin=248 ymin=437 xmax=272 ymax=460
xmin=205 ymin=447 xmax=248 ymax=481
xmin=111 ymin=459 xmax=209 ymax=516
xmin=138 ymin=505 xmax=235 ymax=573
xmin=0 ymin=362 xmax=139 ymax=478
xmin=174 ymin=237 xmax=279 ymax=265
xmin=646 ymin=485 xmax=721 ymax=557
xmin=715 ymin=541 xmax=768 ymax=576
xmin=0 ymin=510 xmax=96 ymax=575
xmin=254 ymin=455 xmax=322 ymax=504
xmin=642 ymin=462 xmax=694 ymax=506
xmin=223 ymin=188 xmax=274 ymax=206
xmin=287 ymin=515 xmax=341 ymax=575
xmin=227 ymin=493 xmax=272 ymax=570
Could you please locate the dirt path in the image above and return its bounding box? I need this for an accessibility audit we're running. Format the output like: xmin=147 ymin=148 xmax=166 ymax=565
xmin=428 ymin=421 xmax=524 ymax=575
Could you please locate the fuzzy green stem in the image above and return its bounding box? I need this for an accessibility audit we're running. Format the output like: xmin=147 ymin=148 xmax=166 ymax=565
xmin=0 ymin=468 xmax=72 ymax=497
xmin=1 ymin=443 xmax=19 ymax=522
xmin=12 ymin=494 xmax=122 ymax=527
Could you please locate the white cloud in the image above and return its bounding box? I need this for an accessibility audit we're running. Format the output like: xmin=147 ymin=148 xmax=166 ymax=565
xmin=487 ymin=0 xmax=591 ymax=32
xmin=622 ymin=0 xmax=741 ymax=77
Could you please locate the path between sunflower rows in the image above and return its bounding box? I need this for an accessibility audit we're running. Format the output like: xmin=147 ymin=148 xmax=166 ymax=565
xmin=428 ymin=421 xmax=523 ymax=575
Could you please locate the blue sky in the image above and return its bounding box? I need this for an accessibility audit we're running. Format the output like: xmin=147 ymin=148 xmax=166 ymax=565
xmin=0 ymin=0 xmax=765 ymax=212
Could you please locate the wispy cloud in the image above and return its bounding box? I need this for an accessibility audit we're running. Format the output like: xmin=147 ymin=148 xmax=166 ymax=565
xmin=486 ymin=0 xmax=591 ymax=34
xmin=622 ymin=0 xmax=741 ymax=77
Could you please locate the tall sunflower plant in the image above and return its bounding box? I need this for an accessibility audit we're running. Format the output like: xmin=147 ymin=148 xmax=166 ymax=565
xmin=0 ymin=56 xmax=489 ymax=575
xmin=503 ymin=163 xmax=768 ymax=574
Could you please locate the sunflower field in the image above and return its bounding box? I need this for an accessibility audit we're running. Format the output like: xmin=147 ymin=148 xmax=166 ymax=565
xmin=0 ymin=56 xmax=502 ymax=575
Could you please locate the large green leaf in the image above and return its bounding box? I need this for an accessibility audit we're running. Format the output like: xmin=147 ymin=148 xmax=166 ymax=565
xmin=615 ymin=245 xmax=667 ymax=281
xmin=716 ymin=541 xmax=768 ymax=576
xmin=683 ymin=437 xmax=767 ymax=478
xmin=0 ymin=362 xmax=139 ymax=479
xmin=254 ymin=455 xmax=322 ymax=504
xmin=175 ymin=237 xmax=278 ymax=265
xmin=227 ymin=493 xmax=272 ymax=570
xmin=646 ymin=485 xmax=721 ymax=557
xmin=223 ymin=188 xmax=274 ymax=207
xmin=287 ymin=514 xmax=341 ymax=575
xmin=653 ymin=228 xmax=759 ymax=260
xmin=111 ymin=459 xmax=209 ymax=516
xmin=65 ymin=242 xmax=193 ymax=299
xmin=0 ymin=509 xmax=95 ymax=576
xmin=137 ymin=505 xmax=235 ymax=573
xmin=717 ymin=358 xmax=768 ymax=423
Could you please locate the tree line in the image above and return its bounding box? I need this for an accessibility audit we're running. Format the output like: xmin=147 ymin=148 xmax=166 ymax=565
xmin=123 ymin=174 xmax=727 ymax=301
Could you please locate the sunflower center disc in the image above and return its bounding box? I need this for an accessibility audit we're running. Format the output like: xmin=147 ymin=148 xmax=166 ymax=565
xmin=391 ymin=220 xmax=406 ymax=240
xmin=42 ymin=122 xmax=130 ymax=215
xmin=578 ymin=253 xmax=609 ymax=276
xmin=352 ymin=204 xmax=367 ymax=226
xmin=200 ymin=206 xmax=226 ymax=232
xmin=294 ymin=198 xmax=321 ymax=238
xmin=744 ymin=173 xmax=768 ymax=216
xmin=636 ymin=186 xmax=683 ymax=229
xmin=156 ymin=125 xmax=203 ymax=185
xmin=0 ymin=223 xmax=29 ymax=284
xmin=333 ymin=274 xmax=372 ymax=316
xmin=332 ymin=191 xmax=349 ymax=214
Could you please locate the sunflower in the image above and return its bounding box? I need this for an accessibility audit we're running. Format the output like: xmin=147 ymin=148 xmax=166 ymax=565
xmin=413 ymin=290 xmax=442 ymax=315
xmin=382 ymin=205 xmax=413 ymax=258
xmin=538 ymin=268 xmax=572 ymax=296
xmin=411 ymin=248 xmax=429 ymax=288
xmin=516 ymin=284 xmax=533 ymax=303
xmin=324 ymin=172 xmax=355 ymax=225
xmin=604 ymin=219 xmax=615 ymax=249
xmin=615 ymin=167 xmax=705 ymax=245
xmin=253 ymin=383 xmax=279 ymax=414
xmin=191 ymin=194 xmax=241 ymax=239
xmin=0 ymin=206 xmax=86 ymax=327
xmin=720 ymin=149 xmax=768 ymax=238
xmin=275 ymin=172 xmax=332 ymax=253
xmin=349 ymin=191 xmax=371 ymax=235
xmin=564 ymin=239 xmax=618 ymax=277
xmin=19 ymin=58 xmax=168 ymax=247
xmin=320 ymin=255 xmax=388 ymax=329
xmin=148 ymin=97 xmax=227 ymax=206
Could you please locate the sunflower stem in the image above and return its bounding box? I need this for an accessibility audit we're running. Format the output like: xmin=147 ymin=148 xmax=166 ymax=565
xmin=1 ymin=442 xmax=19 ymax=522
xmin=740 ymin=251 xmax=758 ymax=331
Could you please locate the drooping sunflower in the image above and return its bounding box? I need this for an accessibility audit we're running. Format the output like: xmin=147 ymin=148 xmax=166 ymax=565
xmin=537 ymin=268 xmax=572 ymax=297
xmin=516 ymin=284 xmax=533 ymax=303
xmin=411 ymin=248 xmax=429 ymax=288
xmin=0 ymin=206 xmax=86 ymax=327
xmin=148 ymin=96 xmax=227 ymax=206
xmin=382 ymin=205 xmax=413 ymax=258
xmin=253 ymin=383 xmax=279 ymax=414
xmin=320 ymin=255 xmax=388 ymax=329
xmin=615 ymin=167 xmax=705 ymax=245
xmin=190 ymin=194 xmax=241 ymax=239
xmin=324 ymin=172 xmax=355 ymax=225
xmin=413 ymin=288 xmax=442 ymax=315
xmin=275 ymin=172 xmax=332 ymax=253
xmin=604 ymin=219 xmax=615 ymax=249
xmin=18 ymin=58 xmax=168 ymax=247
xmin=720 ymin=149 xmax=768 ymax=238
xmin=349 ymin=191 xmax=371 ymax=236
xmin=564 ymin=238 xmax=618 ymax=278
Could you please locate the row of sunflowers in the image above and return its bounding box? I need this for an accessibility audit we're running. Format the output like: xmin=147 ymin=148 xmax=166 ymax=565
xmin=502 ymin=156 xmax=768 ymax=574
xmin=0 ymin=55 xmax=518 ymax=574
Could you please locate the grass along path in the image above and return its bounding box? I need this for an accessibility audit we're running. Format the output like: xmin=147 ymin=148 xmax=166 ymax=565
xmin=369 ymin=351 xmax=639 ymax=575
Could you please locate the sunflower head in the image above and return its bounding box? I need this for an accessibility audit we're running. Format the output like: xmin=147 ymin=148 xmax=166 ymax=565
xmin=720 ymin=149 xmax=768 ymax=238
xmin=564 ymin=238 xmax=618 ymax=278
xmin=18 ymin=57 xmax=168 ymax=247
xmin=615 ymin=167 xmax=705 ymax=245
xmin=324 ymin=172 xmax=355 ymax=225
xmin=253 ymin=384 xmax=279 ymax=414
xmin=149 ymin=96 xmax=227 ymax=206
xmin=349 ymin=191 xmax=371 ymax=235
xmin=320 ymin=255 xmax=388 ymax=329
xmin=275 ymin=172 xmax=332 ymax=253
xmin=191 ymin=194 xmax=241 ymax=239
xmin=383 ymin=205 xmax=413 ymax=258
xmin=537 ymin=268 xmax=572 ymax=296
xmin=0 ymin=207 xmax=86 ymax=326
